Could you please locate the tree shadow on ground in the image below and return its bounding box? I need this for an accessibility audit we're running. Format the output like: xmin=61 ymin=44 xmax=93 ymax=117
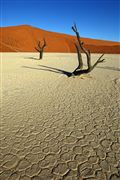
xmin=22 ymin=65 xmax=72 ymax=77
xmin=22 ymin=64 xmax=120 ymax=77
xmin=24 ymin=57 xmax=39 ymax=60
xmin=96 ymin=66 xmax=120 ymax=72
xmin=38 ymin=65 xmax=120 ymax=74
xmin=38 ymin=65 xmax=73 ymax=76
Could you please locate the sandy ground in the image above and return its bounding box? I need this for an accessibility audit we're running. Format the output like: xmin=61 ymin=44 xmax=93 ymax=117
xmin=0 ymin=53 xmax=120 ymax=180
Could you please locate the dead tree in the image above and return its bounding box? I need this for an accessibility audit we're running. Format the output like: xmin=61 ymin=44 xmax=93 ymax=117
xmin=35 ymin=39 xmax=47 ymax=59
xmin=71 ymin=24 xmax=105 ymax=76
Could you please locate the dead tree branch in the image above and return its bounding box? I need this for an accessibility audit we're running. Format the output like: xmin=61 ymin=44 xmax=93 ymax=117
xmin=35 ymin=39 xmax=47 ymax=59
xmin=71 ymin=23 xmax=105 ymax=76
xmin=72 ymin=24 xmax=83 ymax=70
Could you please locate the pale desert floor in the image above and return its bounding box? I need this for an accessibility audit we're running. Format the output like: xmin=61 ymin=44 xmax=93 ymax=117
xmin=0 ymin=53 xmax=120 ymax=180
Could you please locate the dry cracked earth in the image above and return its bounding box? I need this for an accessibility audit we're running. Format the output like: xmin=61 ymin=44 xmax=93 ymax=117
xmin=0 ymin=53 xmax=120 ymax=180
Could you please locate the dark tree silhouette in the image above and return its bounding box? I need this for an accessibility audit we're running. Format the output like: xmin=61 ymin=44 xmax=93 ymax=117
xmin=35 ymin=39 xmax=47 ymax=59
xmin=71 ymin=23 xmax=105 ymax=76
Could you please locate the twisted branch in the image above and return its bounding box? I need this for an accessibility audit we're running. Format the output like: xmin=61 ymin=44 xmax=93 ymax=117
xmin=35 ymin=38 xmax=47 ymax=59
xmin=35 ymin=39 xmax=47 ymax=52
xmin=71 ymin=23 xmax=105 ymax=76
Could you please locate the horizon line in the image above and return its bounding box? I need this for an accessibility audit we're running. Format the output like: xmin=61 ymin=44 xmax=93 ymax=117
xmin=0 ymin=24 xmax=120 ymax=43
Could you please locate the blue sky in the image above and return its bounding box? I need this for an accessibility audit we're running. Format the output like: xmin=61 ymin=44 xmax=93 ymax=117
xmin=0 ymin=0 xmax=119 ymax=41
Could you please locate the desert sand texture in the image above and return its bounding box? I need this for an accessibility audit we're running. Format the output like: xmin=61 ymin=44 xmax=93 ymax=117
xmin=0 ymin=25 xmax=120 ymax=54
xmin=0 ymin=53 xmax=120 ymax=180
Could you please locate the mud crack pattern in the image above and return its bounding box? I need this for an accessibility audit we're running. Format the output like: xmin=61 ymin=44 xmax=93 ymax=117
xmin=1 ymin=53 xmax=120 ymax=180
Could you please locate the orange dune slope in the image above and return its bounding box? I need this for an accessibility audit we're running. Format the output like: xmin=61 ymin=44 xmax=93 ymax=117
xmin=0 ymin=25 xmax=120 ymax=53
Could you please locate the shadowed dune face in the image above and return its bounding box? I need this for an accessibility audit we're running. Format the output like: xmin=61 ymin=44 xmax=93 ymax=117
xmin=0 ymin=25 xmax=120 ymax=53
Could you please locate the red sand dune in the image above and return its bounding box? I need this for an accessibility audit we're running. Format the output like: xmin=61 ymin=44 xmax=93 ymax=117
xmin=0 ymin=25 xmax=120 ymax=53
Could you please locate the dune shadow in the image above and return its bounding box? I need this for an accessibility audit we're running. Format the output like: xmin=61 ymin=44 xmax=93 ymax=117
xmin=22 ymin=65 xmax=72 ymax=77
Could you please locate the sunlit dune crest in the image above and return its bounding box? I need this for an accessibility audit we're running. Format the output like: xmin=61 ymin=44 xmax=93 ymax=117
xmin=0 ymin=25 xmax=120 ymax=53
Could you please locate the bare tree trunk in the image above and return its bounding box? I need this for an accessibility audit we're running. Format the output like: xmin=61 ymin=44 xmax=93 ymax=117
xmin=71 ymin=23 xmax=105 ymax=77
xmin=35 ymin=39 xmax=47 ymax=60
xmin=72 ymin=25 xmax=83 ymax=70
xmin=74 ymin=43 xmax=83 ymax=70
xmin=40 ymin=50 xmax=43 ymax=59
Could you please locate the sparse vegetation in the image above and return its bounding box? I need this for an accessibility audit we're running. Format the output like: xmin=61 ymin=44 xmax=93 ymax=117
xmin=35 ymin=39 xmax=47 ymax=59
